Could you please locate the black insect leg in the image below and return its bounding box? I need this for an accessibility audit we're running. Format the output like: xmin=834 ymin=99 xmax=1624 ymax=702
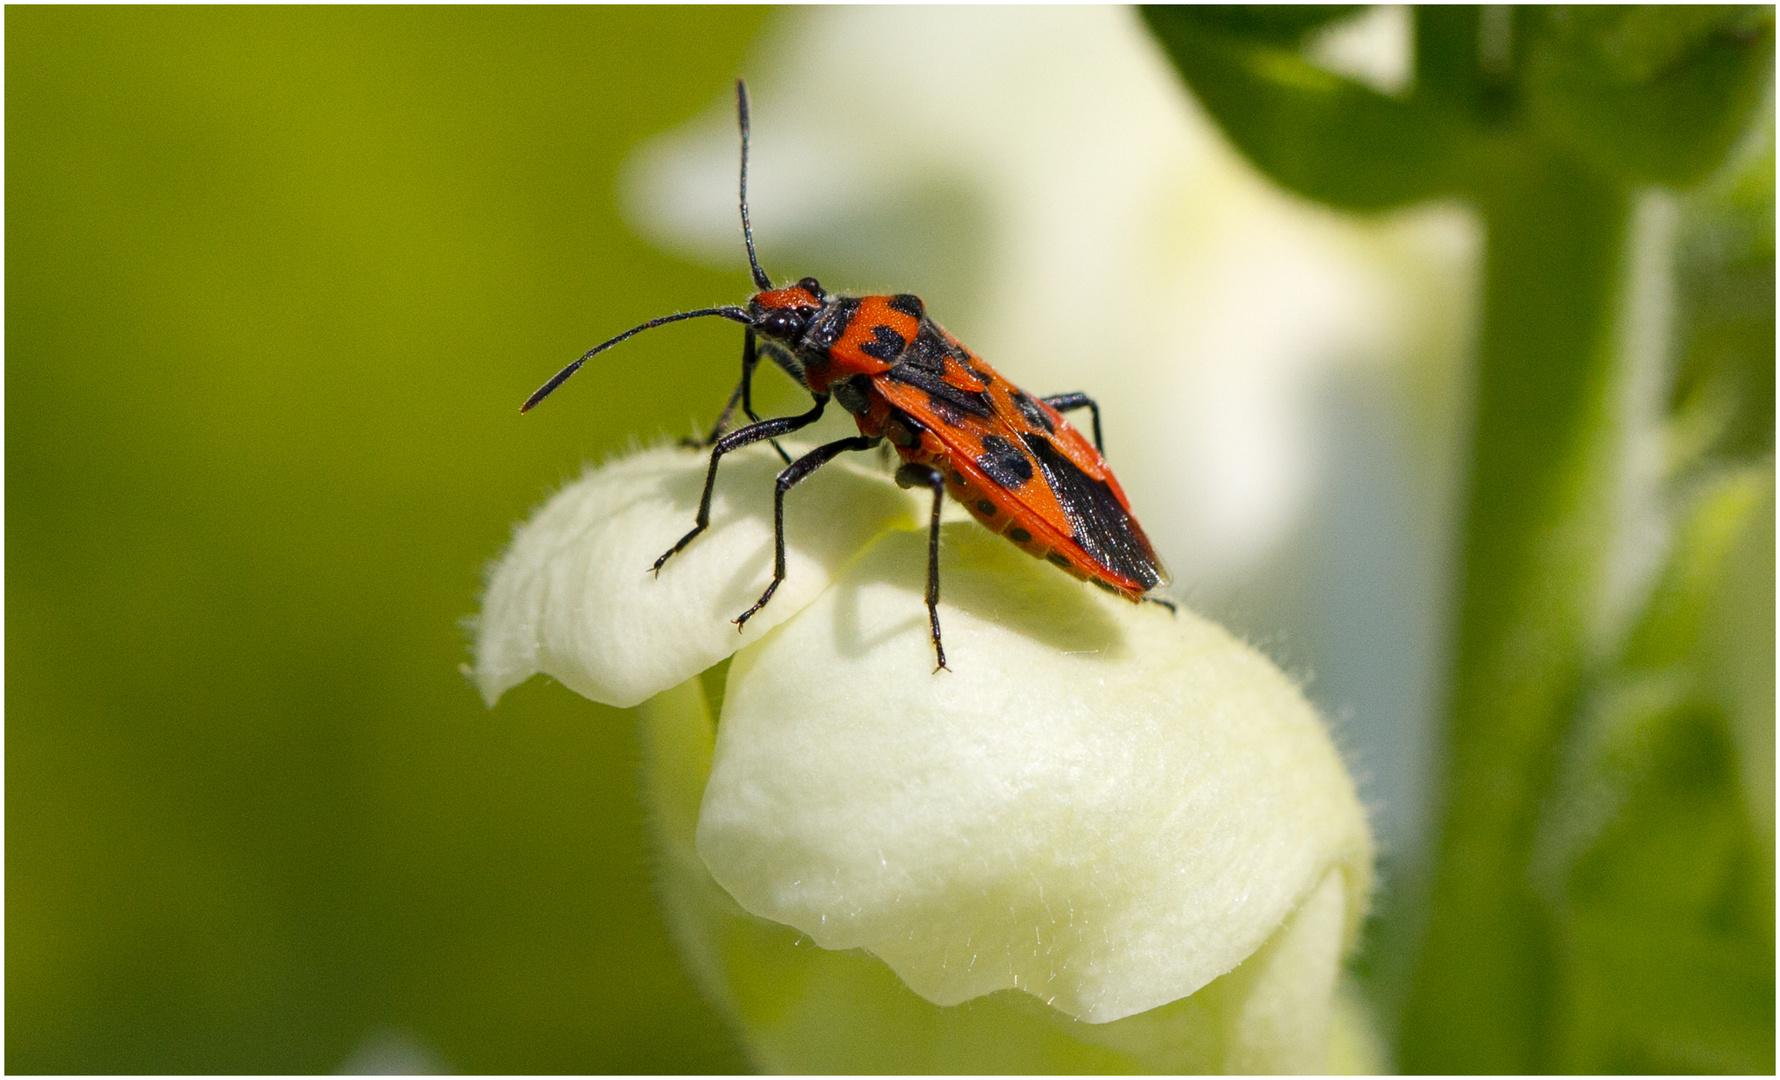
xmin=653 ymin=394 xmax=829 ymax=574
xmin=734 ymin=434 xmax=885 ymax=630
xmin=1143 ymin=595 xmax=1178 ymax=615
xmin=1042 ymin=392 xmax=1103 ymax=453
xmin=893 ymin=462 xmax=950 ymax=672
xmin=739 ymin=329 xmax=793 ymax=464
xmin=686 ymin=329 xmax=792 ymax=464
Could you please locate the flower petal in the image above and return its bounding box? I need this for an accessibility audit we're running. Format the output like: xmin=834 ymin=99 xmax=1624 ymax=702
xmin=696 ymin=522 xmax=1371 ymax=1024
xmin=474 ymin=443 xmax=920 ymax=708
xmin=642 ymin=671 xmax=1375 ymax=1071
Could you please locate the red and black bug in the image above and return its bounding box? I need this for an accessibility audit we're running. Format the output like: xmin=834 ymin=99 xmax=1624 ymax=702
xmin=522 ymin=81 xmax=1170 ymax=670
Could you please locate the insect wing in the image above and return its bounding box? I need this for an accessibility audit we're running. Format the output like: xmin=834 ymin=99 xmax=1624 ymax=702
xmin=876 ymin=330 xmax=1169 ymax=593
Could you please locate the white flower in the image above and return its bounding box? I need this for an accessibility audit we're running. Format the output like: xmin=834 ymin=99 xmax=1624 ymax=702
xmin=475 ymin=441 xmax=1373 ymax=1071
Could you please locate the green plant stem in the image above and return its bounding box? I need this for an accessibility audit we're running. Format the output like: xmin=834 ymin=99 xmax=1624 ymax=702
xmin=1402 ymin=149 xmax=1634 ymax=1072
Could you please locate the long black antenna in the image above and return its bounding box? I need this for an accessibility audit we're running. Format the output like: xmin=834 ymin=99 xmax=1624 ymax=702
xmin=736 ymin=79 xmax=772 ymax=292
xmin=520 ymin=306 xmax=751 ymax=413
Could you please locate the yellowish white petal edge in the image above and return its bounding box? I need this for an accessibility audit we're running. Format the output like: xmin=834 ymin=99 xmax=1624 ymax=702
xmin=698 ymin=524 xmax=1372 ymax=1024
xmin=475 ymin=443 xmax=919 ymax=709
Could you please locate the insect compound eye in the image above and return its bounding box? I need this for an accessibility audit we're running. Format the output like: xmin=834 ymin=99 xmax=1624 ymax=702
xmin=796 ymin=276 xmax=826 ymax=301
xmin=757 ymin=308 xmax=806 ymax=340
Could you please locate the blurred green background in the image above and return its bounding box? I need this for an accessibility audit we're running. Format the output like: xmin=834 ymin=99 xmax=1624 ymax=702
xmin=9 ymin=7 xmax=772 ymax=1072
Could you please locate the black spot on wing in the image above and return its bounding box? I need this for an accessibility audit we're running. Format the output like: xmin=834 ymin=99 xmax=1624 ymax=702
xmin=1020 ymin=432 xmax=1162 ymax=589
xmin=803 ymin=297 xmax=860 ymax=353
xmin=901 ymin=326 xmax=949 ymax=374
xmin=888 ymin=293 xmax=925 ymax=318
xmin=1008 ymin=389 xmax=1055 ymax=433
xmin=860 ymin=324 xmax=906 ymax=361
xmin=976 ymin=434 xmax=1034 ymax=489
xmin=885 ymin=363 xmax=994 ymax=418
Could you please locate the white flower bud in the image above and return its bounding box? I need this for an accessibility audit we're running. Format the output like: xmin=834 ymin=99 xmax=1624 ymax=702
xmin=699 ymin=523 xmax=1371 ymax=1025
xmin=479 ymin=446 xmax=1374 ymax=1069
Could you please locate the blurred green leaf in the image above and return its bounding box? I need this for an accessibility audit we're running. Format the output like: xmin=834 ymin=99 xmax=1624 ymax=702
xmin=1550 ymin=699 xmax=1773 ymax=1073
xmin=1703 ymin=474 xmax=1776 ymax=834
xmin=1148 ymin=6 xmax=1776 ymax=202
xmin=1545 ymin=6 xmax=1771 ymax=87
xmin=1671 ymin=124 xmax=1777 ymax=463
xmin=1524 ymin=6 xmax=1776 ymax=186
xmin=1623 ymin=468 xmax=1772 ymax=670
xmin=1535 ymin=466 xmax=1774 ymax=1073
xmin=1141 ymin=7 xmax=1475 ymax=211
